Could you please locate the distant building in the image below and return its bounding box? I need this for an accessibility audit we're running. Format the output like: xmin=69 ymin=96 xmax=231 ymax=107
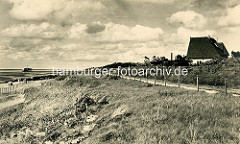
xmin=187 ymin=36 xmax=229 ymax=60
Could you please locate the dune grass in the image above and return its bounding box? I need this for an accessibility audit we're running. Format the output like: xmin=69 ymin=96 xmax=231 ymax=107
xmin=0 ymin=76 xmax=239 ymax=143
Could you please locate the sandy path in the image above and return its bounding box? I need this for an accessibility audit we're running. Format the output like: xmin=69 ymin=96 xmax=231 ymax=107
xmin=0 ymin=94 xmax=25 ymax=110
xmin=122 ymin=76 xmax=240 ymax=96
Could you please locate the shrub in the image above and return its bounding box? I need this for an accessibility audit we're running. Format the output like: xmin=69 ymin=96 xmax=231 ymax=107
xmin=55 ymin=76 xmax=67 ymax=81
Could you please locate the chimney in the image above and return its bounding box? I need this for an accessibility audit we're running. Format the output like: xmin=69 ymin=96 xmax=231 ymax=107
xmin=171 ymin=53 xmax=173 ymax=61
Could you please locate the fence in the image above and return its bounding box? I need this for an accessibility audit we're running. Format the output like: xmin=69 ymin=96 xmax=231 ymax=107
xmin=123 ymin=74 xmax=234 ymax=96
xmin=0 ymin=81 xmax=30 ymax=94
xmin=0 ymin=74 xmax=58 ymax=94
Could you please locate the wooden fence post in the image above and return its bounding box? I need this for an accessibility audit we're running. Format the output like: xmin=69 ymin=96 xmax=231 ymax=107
xmin=154 ymin=77 xmax=157 ymax=85
xmin=164 ymin=76 xmax=167 ymax=87
xmin=225 ymin=77 xmax=227 ymax=95
xmin=197 ymin=75 xmax=199 ymax=92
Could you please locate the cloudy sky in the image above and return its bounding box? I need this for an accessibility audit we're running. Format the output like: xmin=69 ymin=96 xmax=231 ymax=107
xmin=0 ymin=0 xmax=240 ymax=68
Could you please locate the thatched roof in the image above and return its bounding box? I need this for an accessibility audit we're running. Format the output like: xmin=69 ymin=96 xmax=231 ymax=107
xmin=216 ymin=42 xmax=229 ymax=57
xmin=187 ymin=37 xmax=229 ymax=59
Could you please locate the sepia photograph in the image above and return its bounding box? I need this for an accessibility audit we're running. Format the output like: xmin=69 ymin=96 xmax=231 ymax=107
xmin=0 ymin=0 xmax=240 ymax=143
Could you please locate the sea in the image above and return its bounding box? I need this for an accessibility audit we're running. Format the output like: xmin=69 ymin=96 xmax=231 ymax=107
xmin=0 ymin=69 xmax=53 ymax=83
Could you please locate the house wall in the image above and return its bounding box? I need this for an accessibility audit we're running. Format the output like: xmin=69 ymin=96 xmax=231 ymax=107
xmin=192 ymin=59 xmax=212 ymax=64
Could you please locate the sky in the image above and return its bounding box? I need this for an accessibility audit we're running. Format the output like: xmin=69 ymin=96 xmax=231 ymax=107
xmin=0 ymin=0 xmax=240 ymax=69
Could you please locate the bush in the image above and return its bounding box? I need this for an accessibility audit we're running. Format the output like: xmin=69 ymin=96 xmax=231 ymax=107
xmin=55 ymin=76 xmax=67 ymax=81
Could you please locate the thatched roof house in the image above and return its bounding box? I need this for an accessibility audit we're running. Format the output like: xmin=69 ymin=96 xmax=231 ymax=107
xmin=187 ymin=36 xmax=229 ymax=59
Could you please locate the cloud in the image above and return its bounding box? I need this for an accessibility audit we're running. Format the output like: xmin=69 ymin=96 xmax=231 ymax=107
xmin=6 ymin=0 xmax=104 ymax=20
xmin=7 ymin=0 xmax=67 ymax=20
xmin=100 ymin=23 xmax=164 ymax=41
xmin=166 ymin=27 xmax=216 ymax=43
xmin=125 ymin=0 xmax=175 ymax=4
xmin=190 ymin=0 xmax=240 ymax=9
xmin=86 ymin=22 xmax=106 ymax=34
xmin=1 ymin=22 xmax=65 ymax=39
xmin=9 ymin=38 xmax=42 ymax=48
xmin=1 ymin=21 xmax=164 ymax=64
xmin=68 ymin=23 xmax=87 ymax=39
xmin=218 ymin=5 xmax=240 ymax=26
xmin=168 ymin=10 xmax=207 ymax=29
xmin=68 ymin=22 xmax=164 ymax=42
xmin=107 ymin=41 xmax=180 ymax=63
xmin=164 ymin=27 xmax=216 ymax=53
xmin=1 ymin=40 xmax=167 ymax=67
xmin=37 ymin=44 xmax=109 ymax=63
xmin=217 ymin=26 xmax=240 ymax=52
